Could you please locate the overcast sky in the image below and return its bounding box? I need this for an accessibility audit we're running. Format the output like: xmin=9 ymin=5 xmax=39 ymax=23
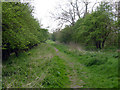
xmin=29 ymin=0 xmax=60 ymax=33
xmin=29 ymin=0 xmax=119 ymax=33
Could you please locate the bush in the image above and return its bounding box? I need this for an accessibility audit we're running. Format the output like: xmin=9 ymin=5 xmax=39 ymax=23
xmin=2 ymin=2 xmax=48 ymax=60
xmin=84 ymin=56 xmax=108 ymax=67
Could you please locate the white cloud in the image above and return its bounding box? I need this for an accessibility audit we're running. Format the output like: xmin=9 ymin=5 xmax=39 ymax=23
xmin=30 ymin=0 xmax=62 ymax=33
xmin=30 ymin=0 xmax=119 ymax=33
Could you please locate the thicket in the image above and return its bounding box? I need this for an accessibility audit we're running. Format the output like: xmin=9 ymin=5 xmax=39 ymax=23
xmin=52 ymin=2 xmax=119 ymax=50
xmin=2 ymin=2 xmax=48 ymax=60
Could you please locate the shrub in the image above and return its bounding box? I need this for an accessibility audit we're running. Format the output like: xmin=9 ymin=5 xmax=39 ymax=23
xmin=84 ymin=56 xmax=108 ymax=67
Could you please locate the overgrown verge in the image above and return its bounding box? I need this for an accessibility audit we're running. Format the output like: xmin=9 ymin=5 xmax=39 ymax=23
xmin=2 ymin=2 xmax=48 ymax=60
xmin=2 ymin=44 xmax=69 ymax=88
xmin=52 ymin=43 xmax=118 ymax=88
xmin=51 ymin=2 xmax=118 ymax=50
xmin=42 ymin=56 xmax=69 ymax=88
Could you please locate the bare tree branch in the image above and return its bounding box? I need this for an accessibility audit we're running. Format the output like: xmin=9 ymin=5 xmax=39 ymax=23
xmin=49 ymin=0 xmax=99 ymax=28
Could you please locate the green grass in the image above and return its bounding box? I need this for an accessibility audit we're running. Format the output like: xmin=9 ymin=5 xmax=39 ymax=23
xmin=45 ymin=40 xmax=55 ymax=44
xmin=41 ymin=56 xmax=69 ymax=88
xmin=52 ymin=43 xmax=118 ymax=88
xmin=2 ymin=43 xmax=69 ymax=88
xmin=2 ymin=41 xmax=118 ymax=88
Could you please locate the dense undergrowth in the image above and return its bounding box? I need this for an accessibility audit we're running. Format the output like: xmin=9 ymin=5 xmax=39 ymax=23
xmin=52 ymin=2 xmax=118 ymax=50
xmin=2 ymin=2 xmax=48 ymax=60
xmin=1 ymin=1 xmax=119 ymax=89
xmin=2 ymin=40 xmax=118 ymax=88
xmin=52 ymin=42 xmax=118 ymax=88
xmin=2 ymin=43 xmax=69 ymax=88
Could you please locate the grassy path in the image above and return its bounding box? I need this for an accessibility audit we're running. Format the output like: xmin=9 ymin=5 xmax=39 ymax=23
xmin=53 ymin=47 xmax=84 ymax=88
xmin=2 ymin=41 xmax=118 ymax=88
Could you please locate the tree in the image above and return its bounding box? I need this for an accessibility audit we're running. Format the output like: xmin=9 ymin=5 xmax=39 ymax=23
xmin=2 ymin=2 xmax=48 ymax=60
xmin=74 ymin=2 xmax=114 ymax=49
xmin=53 ymin=1 xmax=116 ymax=49
xmin=52 ymin=1 xmax=77 ymax=26
xmin=51 ymin=0 xmax=98 ymax=28
xmin=50 ymin=0 xmax=83 ymax=27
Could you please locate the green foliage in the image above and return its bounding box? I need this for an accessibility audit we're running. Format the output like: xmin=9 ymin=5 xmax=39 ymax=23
xmin=2 ymin=41 xmax=118 ymax=88
xmin=51 ymin=32 xmax=56 ymax=41
xmin=59 ymin=26 xmax=73 ymax=43
xmin=73 ymin=2 xmax=114 ymax=49
xmin=42 ymin=56 xmax=69 ymax=88
xmin=46 ymin=40 xmax=55 ymax=44
xmin=2 ymin=2 xmax=48 ymax=59
xmin=52 ymin=43 xmax=118 ymax=88
xmin=2 ymin=43 xmax=69 ymax=88
xmin=52 ymin=26 xmax=74 ymax=44
xmin=53 ymin=2 xmax=118 ymax=50
xmin=84 ymin=55 xmax=108 ymax=66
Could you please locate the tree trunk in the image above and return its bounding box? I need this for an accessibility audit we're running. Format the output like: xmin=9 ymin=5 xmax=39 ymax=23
xmin=102 ymin=39 xmax=106 ymax=48
xmin=2 ymin=49 xmax=11 ymax=60
xmin=96 ymin=42 xmax=99 ymax=49
xmin=76 ymin=0 xmax=80 ymax=18
xmin=15 ymin=49 xmax=19 ymax=57
xmin=98 ymin=41 xmax=101 ymax=49
xmin=96 ymin=41 xmax=101 ymax=49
